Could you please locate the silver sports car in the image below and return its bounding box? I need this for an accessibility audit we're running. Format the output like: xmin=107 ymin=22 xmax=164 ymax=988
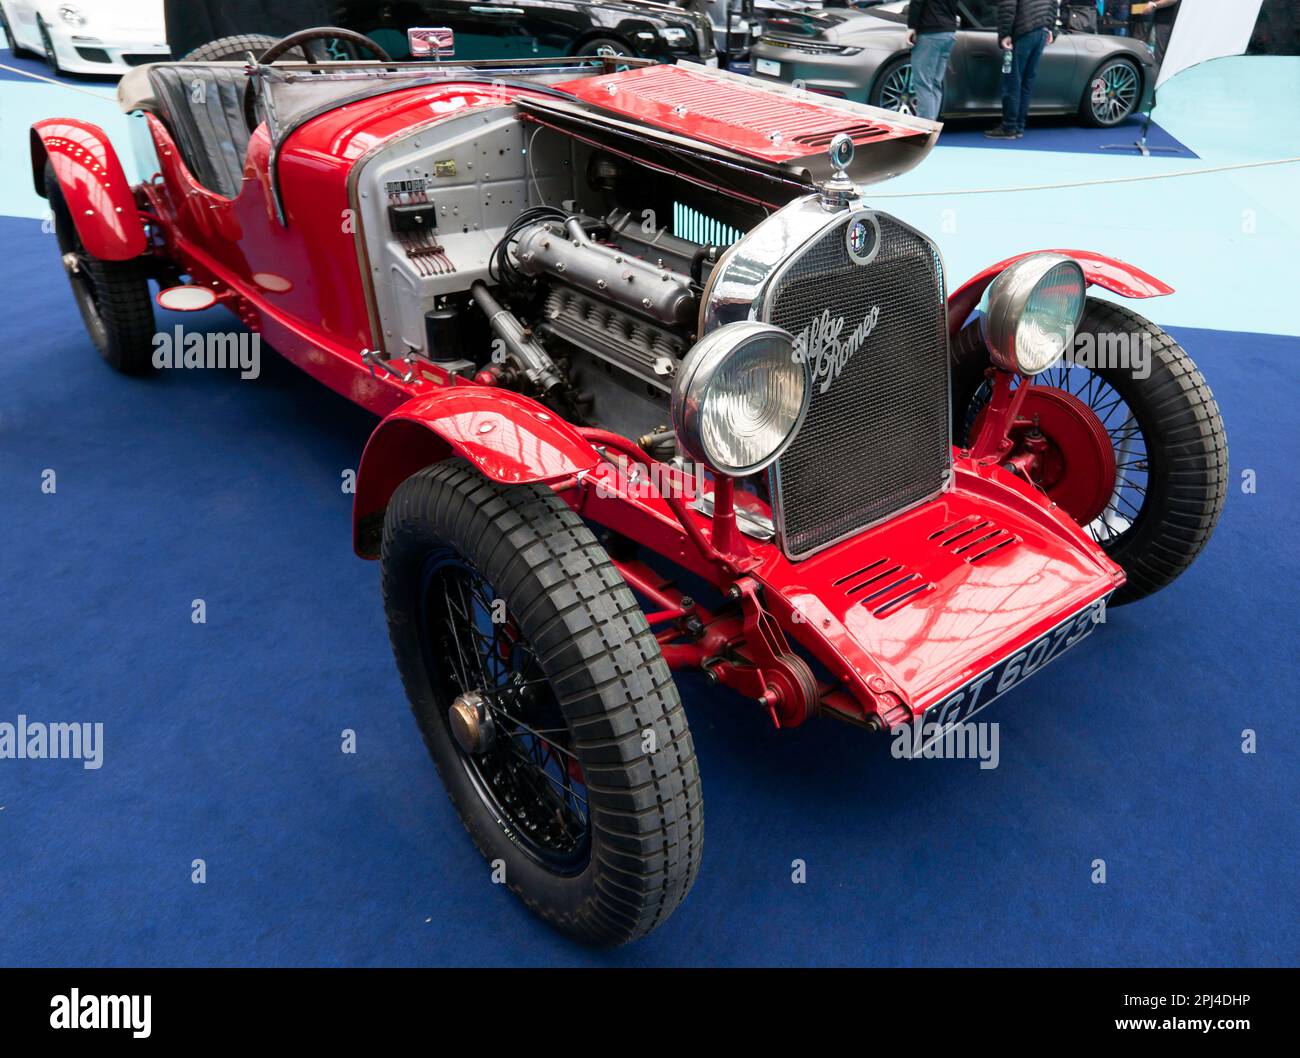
xmin=751 ymin=0 xmax=1157 ymax=126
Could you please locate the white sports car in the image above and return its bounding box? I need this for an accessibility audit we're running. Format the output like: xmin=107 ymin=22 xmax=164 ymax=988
xmin=1 ymin=0 xmax=168 ymax=76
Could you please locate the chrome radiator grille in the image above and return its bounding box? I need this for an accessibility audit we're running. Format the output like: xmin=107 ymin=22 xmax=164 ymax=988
xmin=767 ymin=213 xmax=951 ymax=558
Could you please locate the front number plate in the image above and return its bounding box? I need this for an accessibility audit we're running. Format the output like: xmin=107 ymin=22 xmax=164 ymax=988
xmin=755 ymin=58 xmax=781 ymax=76
xmin=920 ymin=595 xmax=1110 ymax=734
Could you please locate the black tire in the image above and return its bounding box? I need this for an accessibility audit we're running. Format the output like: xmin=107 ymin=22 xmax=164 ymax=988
xmin=180 ymin=34 xmax=278 ymax=62
xmin=45 ymin=163 xmax=155 ymax=374
xmin=382 ymin=461 xmax=703 ymax=944
xmin=1 ymin=4 xmax=35 ymax=57
xmin=870 ymin=55 xmax=919 ymax=115
xmin=37 ymin=17 xmax=61 ymax=75
xmin=953 ymin=297 xmax=1227 ymax=605
xmin=1081 ymin=56 xmax=1142 ymax=127
xmin=575 ymin=36 xmax=636 ymax=65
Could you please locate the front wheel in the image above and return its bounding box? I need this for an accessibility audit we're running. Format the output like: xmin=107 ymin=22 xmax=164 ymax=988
xmin=1081 ymin=57 xmax=1142 ymax=127
xmin=954 ymin=298 xmax=1228 ymax=604
xmin=382 ymin=461 xmax=703 ymax=944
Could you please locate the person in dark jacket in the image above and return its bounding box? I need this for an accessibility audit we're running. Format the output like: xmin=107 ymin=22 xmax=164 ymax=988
xmin=906 ymin=1 xmax=961 ymax=120
xmin=986 ymin=0 xmax=1059 ymax=139
xmin=1107 ymin=0 xmax=1132 ymax=36
xmin=1131 ymin=0 xmax=1181 ymax=65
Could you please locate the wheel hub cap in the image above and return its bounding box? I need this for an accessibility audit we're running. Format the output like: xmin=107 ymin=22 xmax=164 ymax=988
xmin=448 ymin=691 xmax=494 ymax=755
xmin=1012 ymin=387 xmax=1118 ymax=525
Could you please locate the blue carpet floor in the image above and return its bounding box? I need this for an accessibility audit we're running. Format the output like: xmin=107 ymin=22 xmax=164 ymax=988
xmin=938 ymin=114 xmax=1196 ymax=156
xmin=0 ymin=213 xmax=1296 ymax=966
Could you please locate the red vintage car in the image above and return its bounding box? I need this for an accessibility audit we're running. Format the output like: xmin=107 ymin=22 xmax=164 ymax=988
xmin=33 ymin=28 xmax=1226 ymax=944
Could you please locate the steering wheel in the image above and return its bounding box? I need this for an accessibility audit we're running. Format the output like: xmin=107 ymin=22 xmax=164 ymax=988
xmin=244 ymin=26 xmax=394 ymax=131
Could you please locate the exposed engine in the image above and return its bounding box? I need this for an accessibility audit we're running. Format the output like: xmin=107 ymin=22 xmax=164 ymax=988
xmin=471 ymin=206 xmax=726 ymax=452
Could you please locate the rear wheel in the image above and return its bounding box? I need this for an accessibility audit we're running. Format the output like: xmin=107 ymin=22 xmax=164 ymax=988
xmin=953 ymin=298 xmax=1227 ymax=604
xmin=1081 ymin=57 xmax=1142 ymax=127
xmin=871 ymin=56 xmax=917 ymax=115
xmin=45 ymin=163 xmax=155 ymax=374
xmin=382 ymin=461 xmax=703 ymax=944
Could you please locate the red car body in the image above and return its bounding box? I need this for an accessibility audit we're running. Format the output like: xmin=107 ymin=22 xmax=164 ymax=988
xmin=31 ymin=62 xmax=1171 ymax=733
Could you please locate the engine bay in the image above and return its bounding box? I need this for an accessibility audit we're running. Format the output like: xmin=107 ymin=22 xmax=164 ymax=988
xmin=354 ymin=101 xmax=771 ymax=449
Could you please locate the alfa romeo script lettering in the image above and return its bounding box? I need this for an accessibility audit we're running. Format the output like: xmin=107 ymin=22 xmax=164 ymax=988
xmin=793 ymin=306 xmax=881 ymax=394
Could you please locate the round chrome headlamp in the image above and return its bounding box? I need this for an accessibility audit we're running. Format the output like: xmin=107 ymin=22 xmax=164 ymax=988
xmin=671 ymin=321 xmax=809 ymax=477
xmin=980 ymin=253 xmax=1087 ymax=376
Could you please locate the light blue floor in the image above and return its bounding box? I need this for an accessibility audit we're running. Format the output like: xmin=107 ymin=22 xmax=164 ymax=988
xmin=0 ymin=77 xmax=128 ymax=217
xmin=2 ymin=53 xmax=1297 ymax=335
xmin=876 ymin=57 xmax=1300 ymax=337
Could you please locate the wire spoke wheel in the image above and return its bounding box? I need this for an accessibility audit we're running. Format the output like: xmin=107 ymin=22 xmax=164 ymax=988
xmin=965 ymin=366 xmax=1148 ymax=544
xmin=383 ymin=461 xmax=702 ymax=944
xmin=418 ymin=551 xmax=591 ymax=873
xmin=952 ymin=297 xmax=1227 ymax=604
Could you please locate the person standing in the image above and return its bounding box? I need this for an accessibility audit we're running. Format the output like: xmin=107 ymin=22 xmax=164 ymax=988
xmin=985 ymin=1 xmax=1060 ymax=140
xmin=1131 ymin=0 xmax=1181 ymax=65
xmin=1107 ymin=0 xmax=1132 ymax=36
xmin=906 ymin=0 xmax=961 ymax=121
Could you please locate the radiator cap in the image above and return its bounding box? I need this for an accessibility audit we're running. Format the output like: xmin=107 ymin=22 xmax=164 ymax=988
xmin=818 ymin=133 xmax=857 ymax=212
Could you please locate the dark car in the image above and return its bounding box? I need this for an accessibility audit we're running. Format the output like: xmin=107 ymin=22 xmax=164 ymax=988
xmin=752 ymin=0 xmax=1156 ymax=126
xmin=166 ymin=0 xmax=717 ymax=66
xmin=333 ymin=0 xmax=718 ymax=65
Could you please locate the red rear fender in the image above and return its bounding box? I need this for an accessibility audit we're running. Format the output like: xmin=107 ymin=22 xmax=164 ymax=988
xmin=353 ymin=388 xmax=602 ymax=557
xmin=31 ymin=119 xmax=147 ymax=261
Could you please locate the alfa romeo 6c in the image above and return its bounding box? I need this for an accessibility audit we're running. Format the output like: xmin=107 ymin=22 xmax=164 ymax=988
xmin=33 ymin=29 xmax=1226 ymax=943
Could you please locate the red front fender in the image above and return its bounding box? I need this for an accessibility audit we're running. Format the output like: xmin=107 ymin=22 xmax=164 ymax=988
xmin=353 ymin=387 xmax=602 ymax=557
xmin=31 ymin=119 xmax=147 ymax=261
xmin=947 ymin=250 xmax=1173 ymax=337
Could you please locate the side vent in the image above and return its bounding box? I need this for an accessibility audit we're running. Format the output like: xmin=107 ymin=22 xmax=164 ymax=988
xmin=792 ymin=123 xmax=893 ymax=148
xmin=929 ymin=516 xmax=1020 ymax=564
xmin=834 ymin=558 xmax=934 ymax=618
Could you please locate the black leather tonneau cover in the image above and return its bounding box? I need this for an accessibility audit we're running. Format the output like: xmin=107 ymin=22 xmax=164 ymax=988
xmin=148 ymin=65 xmax=252 ymax=197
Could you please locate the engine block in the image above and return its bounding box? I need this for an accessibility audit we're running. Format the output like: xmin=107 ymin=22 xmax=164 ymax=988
xmin=540 ymin=286 xmax=687 ymax=394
